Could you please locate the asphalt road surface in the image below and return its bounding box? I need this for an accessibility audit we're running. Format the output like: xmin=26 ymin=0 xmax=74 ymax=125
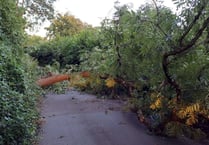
xmin=38 ymin=89 xmax=208 ymax=145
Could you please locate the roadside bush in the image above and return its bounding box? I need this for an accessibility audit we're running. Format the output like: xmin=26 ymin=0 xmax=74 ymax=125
xmin=30 ymin=28 xmax=100 ymax=68
xmin=0 ymin=0 xmax=54 ymax=144
xmin=0 ymin=44 xmax=41 ymax=144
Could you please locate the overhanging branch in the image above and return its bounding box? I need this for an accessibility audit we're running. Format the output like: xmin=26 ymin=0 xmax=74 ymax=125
xmin=179 ymin=4 xmax=205 ymax=46
xmin=162 ymin=13 xmax=209 ymax=101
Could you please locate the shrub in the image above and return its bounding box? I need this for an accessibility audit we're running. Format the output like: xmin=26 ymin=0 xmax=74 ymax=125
xmin=0 ymin=44 xmax=41 ymax=144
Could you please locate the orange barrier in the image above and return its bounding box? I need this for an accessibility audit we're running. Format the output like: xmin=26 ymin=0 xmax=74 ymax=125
xmin=36 ymin=74 xmax=70 ymax=87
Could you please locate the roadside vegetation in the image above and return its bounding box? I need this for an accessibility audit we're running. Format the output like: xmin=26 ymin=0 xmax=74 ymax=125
xmin=0 ymin=0 xmax=55 ymax=144
xmin=1 ymin=0 xmax=209 ymax=144
xmin=29 ymin=0 xmax=209 ymax=140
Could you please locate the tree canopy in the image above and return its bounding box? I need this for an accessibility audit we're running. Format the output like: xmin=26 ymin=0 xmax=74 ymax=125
xmin=17 ymin=0 xmax=56 ymax=25
xmin=46 ymin=13 xmax=91 ymax=39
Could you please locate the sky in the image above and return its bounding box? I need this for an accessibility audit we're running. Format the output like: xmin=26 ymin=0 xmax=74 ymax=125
xmin=32 ymin=0 xmax=175 ymax=36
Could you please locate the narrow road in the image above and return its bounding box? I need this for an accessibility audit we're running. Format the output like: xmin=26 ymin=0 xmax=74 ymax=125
xmin=39 ymin=89 xmax=206 ymax=145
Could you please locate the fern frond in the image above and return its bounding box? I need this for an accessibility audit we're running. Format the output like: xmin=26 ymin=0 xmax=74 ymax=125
xmin=177 ymin=109 xmax=187 ymax=119
xmin=186 ymin=113 xmax=198 ymax=126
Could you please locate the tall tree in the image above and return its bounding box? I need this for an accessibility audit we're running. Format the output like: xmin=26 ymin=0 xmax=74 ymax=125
xmin=46 ymin=13 xmax=91 ymax=39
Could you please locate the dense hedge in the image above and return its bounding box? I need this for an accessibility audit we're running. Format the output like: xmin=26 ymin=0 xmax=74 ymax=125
xmin=29 ymin=29 xmax=100 ymax=68
xmin=0 ymin=43 xmax=41 ymax=144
